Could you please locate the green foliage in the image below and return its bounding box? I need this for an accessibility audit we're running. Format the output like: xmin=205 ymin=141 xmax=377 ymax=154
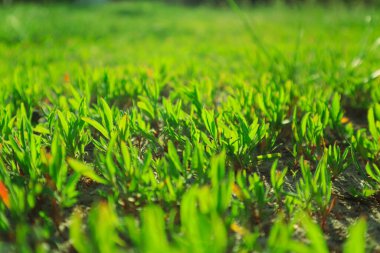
xmin=70 ymin=202 xmax=122 ymax=253
xmin=343 ymin=218 xmax=367 ymax=253
xmin=0 ymin=1 xmax=378 ymax=251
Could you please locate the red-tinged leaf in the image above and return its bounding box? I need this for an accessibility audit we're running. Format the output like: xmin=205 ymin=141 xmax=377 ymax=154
xmin=0 ymin=181 xmax=10 ymax=208
xmin=341 ymin=117 xmax=350 ymax=124
xmin=64 ymin=73 xmax=70 ymax=83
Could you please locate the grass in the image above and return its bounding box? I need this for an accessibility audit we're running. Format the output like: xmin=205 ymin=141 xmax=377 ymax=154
xmin=0 ymin=1 xmax=380 ymax=252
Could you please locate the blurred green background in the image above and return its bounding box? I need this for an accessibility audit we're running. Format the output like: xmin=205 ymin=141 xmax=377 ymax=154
xmin=1 ymin=0 xmax=379 ymax=6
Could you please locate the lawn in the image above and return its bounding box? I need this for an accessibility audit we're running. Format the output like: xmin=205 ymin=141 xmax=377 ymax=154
xmin=0 ymin=1 xmax=379 ymax=252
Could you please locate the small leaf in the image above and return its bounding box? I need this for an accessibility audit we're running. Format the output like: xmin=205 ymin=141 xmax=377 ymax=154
xmin=141 ymin=206 xmax=170 ymax=252
xmin=82 ymin=117 xmax=109 ymax=139
xmin=67 ymin=158 xmax=107 ymax=184
xmin=100 ymin=98 xmax=114 ymax=134
xmin=365 ymin=163 xmax=380 ymax=183
xmin=33 ymin=125 xmax=50 ymax=134
xmin=331 ymin=93 xmax=341 ymax=122
xmin=0 ymin=181 xmax=10 ymax=208
xmin=368 ymin=107 xmax=379 ymax=140
xmin=57 ymin=110 xmax=69 ymax=137
xmin=301 ymin=113 xmax=310 ymax=137
xmin=70 ymin=211 xmax=89 ymax=253
xmin=301 ymin=214 xmax=329 ymax=253
xmin=343 ymin=218 xmax=367 ymax=253
xmin=167 ymin=140 xmax=182 ymax=173
xmin=137 ymin=97 xmax=155 ymax=120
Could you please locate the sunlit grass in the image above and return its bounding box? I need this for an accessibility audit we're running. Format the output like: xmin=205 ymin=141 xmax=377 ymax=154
xmin=0 ymin=1 xmax=379 ymax=252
